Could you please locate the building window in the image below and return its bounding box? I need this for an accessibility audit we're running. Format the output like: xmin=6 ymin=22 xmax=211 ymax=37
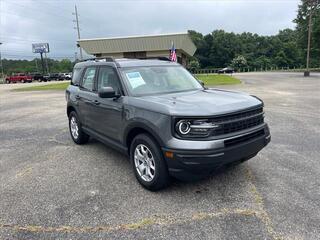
xmin=124 ymin=51 xmax=146 ymax=58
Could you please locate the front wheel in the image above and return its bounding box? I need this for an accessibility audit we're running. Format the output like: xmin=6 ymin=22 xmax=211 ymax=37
xmin=68 ymin=111 xmax=89 ymax=144
xmin=6 ymin=80 xmax=10 ymax=84
xmin=130 ymin=134 xmax=170 ymax=191
xmin=21 ymin=80 xmax=25 ymax=83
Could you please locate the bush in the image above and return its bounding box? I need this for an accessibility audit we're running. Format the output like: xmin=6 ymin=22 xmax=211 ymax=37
xmin=188 ymin=60 xmax=200 ymax=73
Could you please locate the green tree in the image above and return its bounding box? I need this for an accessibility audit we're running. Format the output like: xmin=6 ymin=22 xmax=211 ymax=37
xmin=274 ymin=50 xmax=289 ymax=67
xmin=188 ymin=30 xmax=211 ymax=67
xmin=231 ymin=55 xmax=247 ymax=70
xmin=187 ymin=59 xmax=200 ymax=73
xmin=293 ymin=0 xmax=320 ymax=67
xmin=188 ymin=27 xmax=307 ymax=70
xmin=1 ymin=58 xmax=75 ymax=75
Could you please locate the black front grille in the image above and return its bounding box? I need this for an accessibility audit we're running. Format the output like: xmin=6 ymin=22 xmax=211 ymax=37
xmin=224 ymin=129 xmax=265 ymax=147
xmin=211 ymin=107 xmax=264 ymax=136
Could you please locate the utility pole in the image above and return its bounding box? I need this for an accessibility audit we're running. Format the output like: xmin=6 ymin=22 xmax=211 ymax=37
xmin=35 ymin=58 xmax=39 ymax=72
xmin=304 ymin=7 xmax=313 ymax=77
xmin=73 ymin=5 xmax=83 ymax=60
xmin=304 ymin=0 xmax=319 ymax=77
xmin=44 ymin=52 xmax=49 ymax=74
xmin=40 ymin=52 xmax=45 ymax=75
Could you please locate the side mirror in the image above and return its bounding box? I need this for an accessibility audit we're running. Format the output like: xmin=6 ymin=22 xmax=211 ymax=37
xmin=98 ymin=87 xmax=116 ymax=98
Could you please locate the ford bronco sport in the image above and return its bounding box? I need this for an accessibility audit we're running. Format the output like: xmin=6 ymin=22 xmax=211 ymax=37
xmin=66 ymin=57 xmax=270 ymax=190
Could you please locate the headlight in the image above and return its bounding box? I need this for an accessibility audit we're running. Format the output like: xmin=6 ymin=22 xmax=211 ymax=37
xmin=176 ymin=120 xmax=191 ymax=135
xmin=175 ymin=119 xmax=219 ymax=138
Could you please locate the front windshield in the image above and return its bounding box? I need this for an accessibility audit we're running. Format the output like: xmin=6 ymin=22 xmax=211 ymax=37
xmin=121 ymin=66 xmax=203 ymax=96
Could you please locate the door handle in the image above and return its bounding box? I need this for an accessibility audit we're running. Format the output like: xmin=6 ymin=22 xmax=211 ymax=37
xmin=93 ymin=100 xmax=100 ymax=105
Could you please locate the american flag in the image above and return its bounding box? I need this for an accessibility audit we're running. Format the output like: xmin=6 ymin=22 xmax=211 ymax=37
xmin=169 ymin=42 xmax=177 ymax=62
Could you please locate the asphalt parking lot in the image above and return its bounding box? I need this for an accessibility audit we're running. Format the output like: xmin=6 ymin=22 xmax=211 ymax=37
xmin=0 ymin=72 xmax=319 ymax=239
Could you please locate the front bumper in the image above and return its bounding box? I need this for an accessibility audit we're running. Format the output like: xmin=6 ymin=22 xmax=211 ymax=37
xmin=162 ymin=124 xmax=270 ymax=180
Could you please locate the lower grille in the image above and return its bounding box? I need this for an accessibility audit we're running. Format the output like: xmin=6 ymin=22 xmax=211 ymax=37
xmin=224 ymin=129 xmax=265 ymax=147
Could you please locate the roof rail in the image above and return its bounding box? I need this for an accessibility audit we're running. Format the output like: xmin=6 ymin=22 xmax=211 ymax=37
xmin=80 ymin=57 xmax=115 ymax=62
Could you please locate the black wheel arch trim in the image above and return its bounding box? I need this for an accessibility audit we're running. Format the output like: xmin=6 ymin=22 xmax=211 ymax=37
xmin=67 ymin=104 xmax=85 ymax=126
xmin=124 ymin=120 xmax=165 ymax=148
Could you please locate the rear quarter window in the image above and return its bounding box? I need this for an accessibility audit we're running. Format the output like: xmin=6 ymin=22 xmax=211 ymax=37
xmin=71 ymin=68 xmax=83 ymax=86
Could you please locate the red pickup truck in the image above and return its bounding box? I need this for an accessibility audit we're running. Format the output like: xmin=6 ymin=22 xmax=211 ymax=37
xmin=5 ymin=73 xmax=33 ymax=83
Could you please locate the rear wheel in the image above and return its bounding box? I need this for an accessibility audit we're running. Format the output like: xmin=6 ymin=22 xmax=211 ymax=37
xmin=130 ymin=134 xmax=170 ymax=191
xmin=6 ymin=80 xmax=10 ymax=84
xmin=21 ymin=79 xmax=25 ymax=83
xmin=68 ymin=111 xmax=89 ymax=144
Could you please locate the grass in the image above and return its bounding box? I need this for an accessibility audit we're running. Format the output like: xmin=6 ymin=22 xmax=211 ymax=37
xmin=195 ymin=74 xmax=241 ymax=86
xmin=13 ymin=74 xmax=240 ymax=92
xmin=14 ymin=82 xmax=70 ymax=91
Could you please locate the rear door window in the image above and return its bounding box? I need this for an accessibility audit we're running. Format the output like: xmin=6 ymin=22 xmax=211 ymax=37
xmin=71 ymin=68 xmax=82 ymax=86
xmin=81 ymin=67 xmax=96 ymax=91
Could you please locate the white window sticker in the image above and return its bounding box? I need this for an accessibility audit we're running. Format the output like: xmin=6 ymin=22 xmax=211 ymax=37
xmin=126 ymin=72 xmax=145 ymax=89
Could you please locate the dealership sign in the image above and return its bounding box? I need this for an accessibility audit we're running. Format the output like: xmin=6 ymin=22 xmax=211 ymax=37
xmin=32 ymin=43 xmax=50 ymax=53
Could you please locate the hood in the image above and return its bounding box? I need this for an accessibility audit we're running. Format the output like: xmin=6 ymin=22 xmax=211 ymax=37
xmin=128 ymin=89 xmax=263 ymax=116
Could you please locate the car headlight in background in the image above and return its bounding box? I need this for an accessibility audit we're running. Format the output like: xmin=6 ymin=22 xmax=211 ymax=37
xmin=175 ymin=119 xmax=219 ymax=137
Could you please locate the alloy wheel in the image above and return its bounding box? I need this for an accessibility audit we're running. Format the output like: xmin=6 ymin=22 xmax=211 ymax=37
xmin=134 ymin=144 xmax=156 ymax=182
xmin=70 ymin=116 xmax=79 ymax=139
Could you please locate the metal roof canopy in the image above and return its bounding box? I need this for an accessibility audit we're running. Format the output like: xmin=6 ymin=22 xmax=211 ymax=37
xmin=78 ymin=33 xmax=196 ymax=57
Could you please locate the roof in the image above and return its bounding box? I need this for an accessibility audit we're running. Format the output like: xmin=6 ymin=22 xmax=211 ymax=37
xmin=75 ymin=58 xmax=180 ymax=68
xmin=78 ymin=33 xmax=197 ymax=57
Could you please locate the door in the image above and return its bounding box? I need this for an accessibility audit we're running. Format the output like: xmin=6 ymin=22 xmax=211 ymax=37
xmin=78 ymin=66 xmax=98 ymax=128
xmin=92 ymin=66 xmax=124 ymax=142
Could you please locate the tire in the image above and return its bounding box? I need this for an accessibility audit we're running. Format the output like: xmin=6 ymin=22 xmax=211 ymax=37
xmin=130 ymin=134 xmax=170 ymax=191
xmin=6 ymin=80 xmax=10 ymax=84
xmin=21 ymin=80 xmax=25 ymax=83
xmin=68 ymin=111 xmax=89 ymax=144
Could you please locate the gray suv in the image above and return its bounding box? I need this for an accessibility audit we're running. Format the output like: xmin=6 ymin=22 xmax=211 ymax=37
xmin=66 ymin=58 xmax=270 ymax=190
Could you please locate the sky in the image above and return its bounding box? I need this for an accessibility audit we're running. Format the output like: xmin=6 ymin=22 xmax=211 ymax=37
xmin=0 ymin=0 xmax=301 ymax=60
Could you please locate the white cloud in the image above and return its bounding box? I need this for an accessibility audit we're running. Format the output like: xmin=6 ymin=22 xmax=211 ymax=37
xmin=0 ymin=0 xmax=300 ymax=59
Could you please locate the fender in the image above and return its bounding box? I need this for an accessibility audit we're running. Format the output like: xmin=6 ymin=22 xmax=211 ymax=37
xmin=123 ymin=119 xmax=165 ymax=147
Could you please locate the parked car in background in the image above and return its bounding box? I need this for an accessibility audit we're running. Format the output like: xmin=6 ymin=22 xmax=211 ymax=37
xmin=5 ymin=73 xmax=32 ymax=83
xmin=43 ymin=74 xmax=50 ymax=82
xmin=65 ymin=72 xmax=72 ymax=80
xmin=58 ymin=73 xmax=71 ymax=80
xmin=218 ymin=67 xmax=235 ymax=74
xmin=30 ymin=72 xmax=44 ymax=81
xmin=58 ymin=73 xmax=66 ymax=81
xmin=48 ymin=73 xmax=60 ymax=81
